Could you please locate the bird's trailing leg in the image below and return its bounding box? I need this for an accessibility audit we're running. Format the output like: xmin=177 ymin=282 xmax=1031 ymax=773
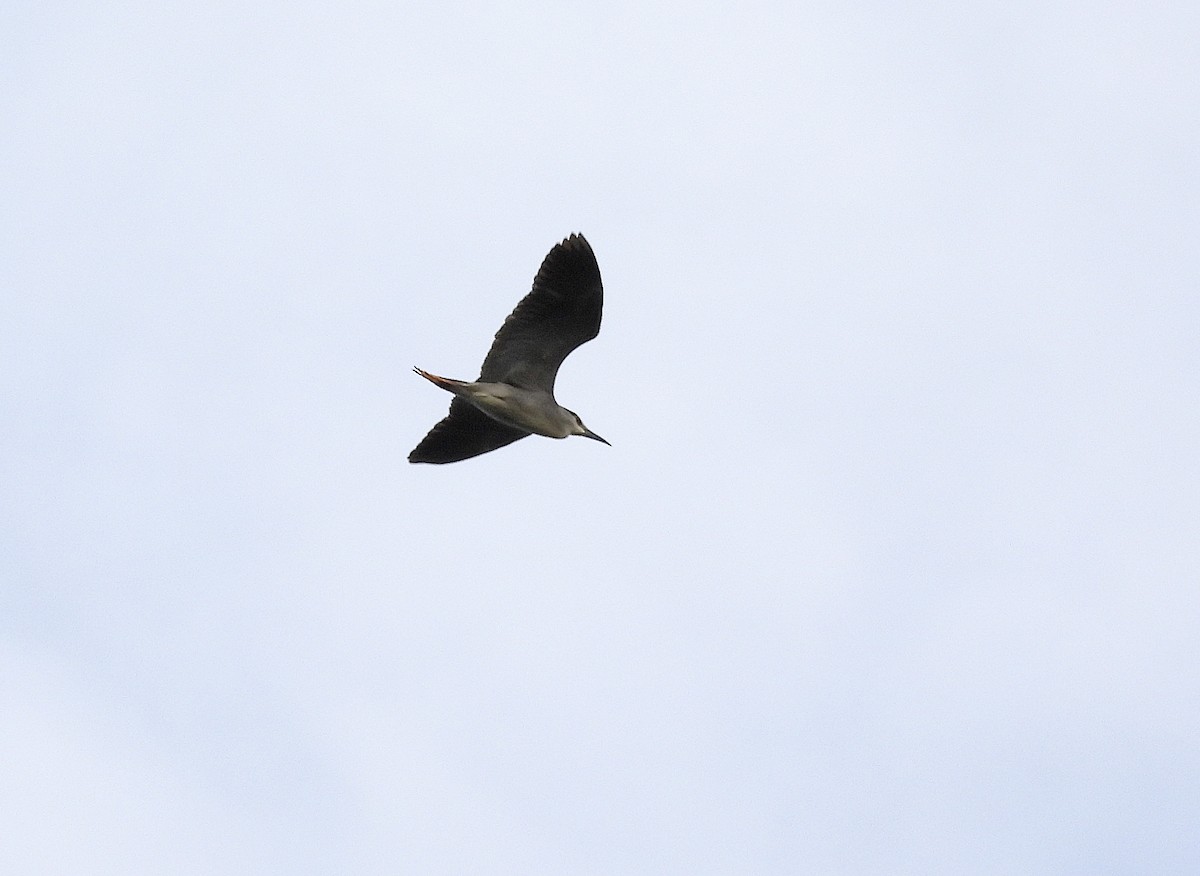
xmin=413 ymin=367 xmax=470 ymax=394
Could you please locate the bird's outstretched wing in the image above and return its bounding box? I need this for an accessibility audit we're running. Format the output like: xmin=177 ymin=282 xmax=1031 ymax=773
xmin=478 ymin=234 xmax=603 ymax=391
xmin=408 ymin=397 xmax=530 ymax=464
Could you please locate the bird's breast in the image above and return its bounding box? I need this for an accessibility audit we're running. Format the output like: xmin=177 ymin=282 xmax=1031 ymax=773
xmin=464 ymin=383 xmax=569 ymax=439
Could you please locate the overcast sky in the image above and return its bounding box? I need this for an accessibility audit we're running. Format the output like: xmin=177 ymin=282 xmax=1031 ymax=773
xmin=3 ymin=2 xmax=1199 ymax=873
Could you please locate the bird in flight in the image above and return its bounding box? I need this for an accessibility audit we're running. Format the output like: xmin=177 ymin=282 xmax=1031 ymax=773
xmin=409 ymin=233 xmax=608 ymax=464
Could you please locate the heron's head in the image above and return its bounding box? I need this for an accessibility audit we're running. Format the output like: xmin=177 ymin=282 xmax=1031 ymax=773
xmin=567 ymin=410 xmax=609 ymax=445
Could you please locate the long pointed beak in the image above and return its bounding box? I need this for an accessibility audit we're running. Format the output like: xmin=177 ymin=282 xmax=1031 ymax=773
xmin=582 ymin=428 xmax=610 ymax=445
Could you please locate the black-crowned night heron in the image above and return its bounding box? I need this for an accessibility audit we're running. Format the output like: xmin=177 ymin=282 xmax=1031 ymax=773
xmin=409 ymin=233 xmax=608 ymax=464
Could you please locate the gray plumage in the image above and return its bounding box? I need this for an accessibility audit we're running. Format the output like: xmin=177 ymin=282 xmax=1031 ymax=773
xmin=409 ymin=234 xmax=608 ymax=464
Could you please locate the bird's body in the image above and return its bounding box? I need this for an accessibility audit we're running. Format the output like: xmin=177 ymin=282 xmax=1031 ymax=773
xmin=409 ymin=234 xmax=608 ymax=464
xmin=412 ymin=369 xmax=586 ymax=439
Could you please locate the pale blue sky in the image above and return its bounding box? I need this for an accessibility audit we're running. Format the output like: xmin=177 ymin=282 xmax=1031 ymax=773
xmin=3 ymin=2 xmax=1199 ymax=873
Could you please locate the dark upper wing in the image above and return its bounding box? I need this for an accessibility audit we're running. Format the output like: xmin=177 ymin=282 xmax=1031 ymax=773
xmin=478 ymin=234 xmax=603 ymax=391
xmin=408 ymin=397 xmax=530 ymax=464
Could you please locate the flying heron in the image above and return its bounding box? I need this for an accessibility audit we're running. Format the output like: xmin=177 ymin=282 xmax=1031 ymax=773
xmin=409 ymin=233 xmax=608 ymax=464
